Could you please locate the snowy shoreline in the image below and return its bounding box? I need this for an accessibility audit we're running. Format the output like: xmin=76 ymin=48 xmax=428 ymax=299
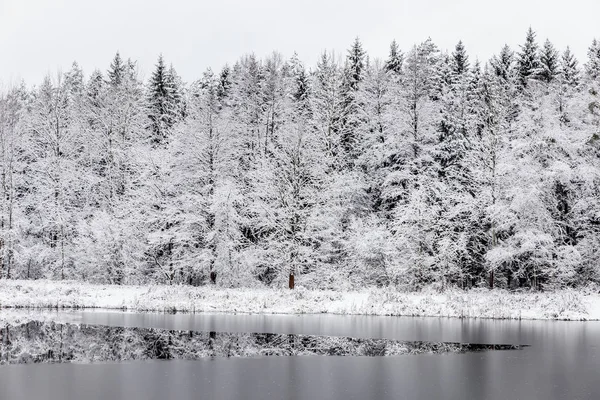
xmin=0 ymin=280 xmax=599 ymax=321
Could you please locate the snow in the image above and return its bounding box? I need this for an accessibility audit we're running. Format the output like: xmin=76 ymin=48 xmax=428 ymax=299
xmin=1 ymin=280 xmax=599 ymax=321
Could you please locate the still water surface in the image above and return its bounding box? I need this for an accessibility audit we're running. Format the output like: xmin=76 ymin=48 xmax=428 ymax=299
xmin=0 ymin=310 xmax=598 ymax=400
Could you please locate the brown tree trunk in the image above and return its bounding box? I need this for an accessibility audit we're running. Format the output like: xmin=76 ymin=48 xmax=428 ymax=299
xmin=288 ymin=274 xmax=294 ymax=289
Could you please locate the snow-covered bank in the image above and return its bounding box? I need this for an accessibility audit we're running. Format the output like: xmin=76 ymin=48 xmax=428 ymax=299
xmin=0 ymin=280 xmax=599 ymax=320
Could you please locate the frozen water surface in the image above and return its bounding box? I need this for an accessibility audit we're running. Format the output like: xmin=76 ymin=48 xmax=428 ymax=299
xmin=0 ymin=310 xmax=598 ymax=400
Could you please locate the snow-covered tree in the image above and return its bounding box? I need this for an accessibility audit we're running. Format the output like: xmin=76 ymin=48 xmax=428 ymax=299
xmin=2 ymin=35 xmax=600 ymax=291
xmin=310 ymin=51 xmax=344 ymax=169
xmin=490 ymin=45 xmax=515 ymax=81
xmin=516 ymin=28 xmax=541 ymax=88
xmin=385 ymin=39 xmax=404 ymax=75
xmin=402 ymin=39 xmax=441 ymax=153
xmin=451 ymin=41 xmax=470 ymax=76
xmin=0 ymin=86 xmax=26 ymax=278
xmin=538 ymin=39 xmax=560 ymax=84
xmin=108 ymin=52 xmax=126 ymax=87
xmin=147 ymin=55 xmax=184 ymax=143
xmin=560 ymin=47 xmax=580 ymax=88
xmin=21 ymin=74 xmax=82 ymax=280
xmin=157 ymin=70 xmax=244 ymax=286
xmin=585 ymin=39 xmax=600 ymax=81
xmin=340 ymin=38 xmax=368 ymax=162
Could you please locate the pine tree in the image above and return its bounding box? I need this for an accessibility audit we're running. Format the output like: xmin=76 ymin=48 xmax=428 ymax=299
xmin=340 ymin=38 xmax=367 ymax=161
xmin=167 ymin=64 xmax=185 ymax=118
xmin=436 ymin=53 xmax=454 ymax=94
xmin=467 ymin=60 xmax=485 ymax=138
xmin=345 ymin=37 xmax=367 ymax=91
xmin=538 ymin=39 xmax=559 ymax=84
xmin=385 ymin=39 xmax=404 ymax=75
xmin=585 ymin=39 xmax=600 ymax=80
xmin=289 ymin=52 xmax=310 ymax=108
xmin=108 ymin=52 xmax=126 ymax=87
xmin=87 ymin=69 xmax=105 ymax=104
xmin=355 ymin=60 xmax=392 ymax=205
xmin=516 ymin=28 xmax=541 ymax=87
xmin=491 ymin=45 xmax=515 ymax=81
xmin=310 ymin=51 xmax=344 ymax=168
xmin=489 ymin=45 xmax=520 ymax=125
xmin=64 ymin=62 xmax=84 ymax=96
xmin=125 ymin=58 xmax=138 ymax=82
xmin=451 ymin=40 xmax=470 ymax=76
xmin=217 ymin=64 xmax=232 ymax=101
xmin=227 ymin=55 xmax=265 ymax=165
xmin=560 ymin=47 xmax=580 ymax=87
xmin=147 ymin=55 xmax=183 ymax=142
xmin=148 ymin=54 xmax=168 ymax=139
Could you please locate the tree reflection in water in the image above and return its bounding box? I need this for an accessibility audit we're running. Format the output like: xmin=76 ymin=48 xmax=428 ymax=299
xmin=0 ymin=321 xmax=524 ymax=365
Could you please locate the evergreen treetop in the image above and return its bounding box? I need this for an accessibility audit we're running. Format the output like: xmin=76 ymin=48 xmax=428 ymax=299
xmin=451 ymin=40 xmax=470 ymax=76
xmin=345 ymin=37 xmax=367 ymax=91
xmin=585 ymin=39 xmax=600 ymax=80
xmin=517 ymin=28 xmax=541 ymax=87
xmin=385 ymin=39 xmax=404 ymax=75
xmin=560 ymin=47 xmax=580 ymax=87
xmin=108 ymin=52 xmax=126 ymax=87
xmin=538 ymin=39 xmax=559 ymax=84
xmin=491 ymin=45 xmax=515 ymax=81
xmin=147 ymin=54 xmax=183 ymax=142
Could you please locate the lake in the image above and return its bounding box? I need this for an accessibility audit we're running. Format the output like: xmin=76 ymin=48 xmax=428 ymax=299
xmin=0 ymin=310 xmax=598 ymax=399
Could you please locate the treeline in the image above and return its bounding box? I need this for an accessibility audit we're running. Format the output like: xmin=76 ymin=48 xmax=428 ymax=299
xmin=1 ymin=28 xmax=599 ymax=290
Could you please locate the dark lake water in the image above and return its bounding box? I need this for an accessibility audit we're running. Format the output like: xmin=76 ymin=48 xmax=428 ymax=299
xmin=1 ymin=310 xmax=599 ymax=400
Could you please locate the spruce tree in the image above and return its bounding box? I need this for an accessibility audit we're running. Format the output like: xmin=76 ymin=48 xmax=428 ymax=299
xmin=289 ymin=52 xmax=309 ymax=105
xmin=108 ymin=52 xmax=126 ymax=86
xmin=385 ymin=39 xmax=404 ymax=75
xmin=538 ymin=39 xmax=559 ymax=84
xmin=345 ymin=37 xmax=366 ymax=91
xmin=451 ymin=40 xmax=470 ymax=76
xmin=311 ymin=51 xmax=344 ymax=167
xmin=147 ymin=55 xmax=183 ymax=142
xmin=585 ymin=39 xmax=600 ymax=80
xmin=339 ymin=38 xmax=367 ymax=161
xmin=167 ymin=64 xmax=185 ymax=118
xmin=560 ymin=47 xmax=580 ymax=87
xmin=516 ymin=28 xmax=541 ymax=87
xmin=125 ymin=58 xmax=138 ymax=82
xmin=467 ymin=60 xmax=485 ymax=137
xmin=436 ymin=53 xmax=454 ymax=92
xmin=491 ymin=45 xmax=514 ymax=81
xmin=64 ymin=61 xmax=84 ymax=96
xmin=148 ymin=55 xmax=167 ymax=100
xmin=87 ymin=69 xmax=105 ymax=103
xmin=217 ymin=64 xmax=232 ymax=101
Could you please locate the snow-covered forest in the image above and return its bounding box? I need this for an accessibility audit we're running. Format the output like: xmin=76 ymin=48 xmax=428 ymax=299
xmin=1 ymin=28 xmax=599 ymax=291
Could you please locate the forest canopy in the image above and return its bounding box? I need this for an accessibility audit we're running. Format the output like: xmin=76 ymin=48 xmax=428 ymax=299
xmin=1 ymin=29 xmax=599 ymax=291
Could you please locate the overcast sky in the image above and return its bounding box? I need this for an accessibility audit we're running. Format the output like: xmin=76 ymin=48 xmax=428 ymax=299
xmin=1 ymin=0 xmax=599 ymax=86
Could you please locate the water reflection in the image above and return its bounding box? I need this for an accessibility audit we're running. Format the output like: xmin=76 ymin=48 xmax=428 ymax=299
xmin=0 ymin=321 xmax=523 ymax=364
xmin=1 ymin=312 xmax=599 ymax=400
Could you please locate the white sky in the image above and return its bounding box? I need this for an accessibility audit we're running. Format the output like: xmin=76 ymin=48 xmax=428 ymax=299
xmin=1 ymin=0 xmax=599 ymax=86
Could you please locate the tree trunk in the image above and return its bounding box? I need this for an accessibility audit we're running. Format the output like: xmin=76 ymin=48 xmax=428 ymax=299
xmin=288 ymin=274 xmax=294 ymax=290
